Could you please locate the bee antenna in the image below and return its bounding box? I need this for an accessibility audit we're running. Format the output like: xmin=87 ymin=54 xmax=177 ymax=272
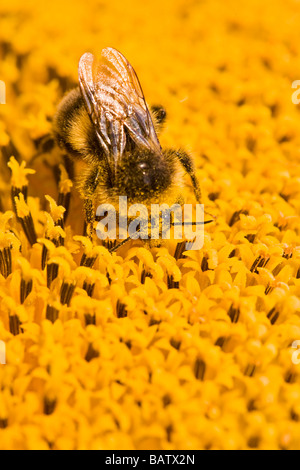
xmin=108 ymin=237 xmax=132 ymax=253
xmin=205 ymin=210 xmax=216 ymax=221
xmin=172 ymin=220 xmax=214 ymax=226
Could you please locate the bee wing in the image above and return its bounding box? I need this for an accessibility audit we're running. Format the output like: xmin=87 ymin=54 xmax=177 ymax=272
xmin=79 ymin=48 xmax=162 ymax=167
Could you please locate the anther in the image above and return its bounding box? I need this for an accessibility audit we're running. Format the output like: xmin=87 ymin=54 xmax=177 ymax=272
xmin=80 ymin=253 xmax=98 ymax=268
xmin=194 ymin=358 xmax=206 ymax=380
xmin=46 ymin=304 xmax=59 ymax=323
xmin=60 ymin=281 xmax=76 ymax=306
xmin=85 ymin=343 xmax=99 ymax=362
xmin=84 ymin=313 xmax=96 ymax=325
xmin=228 ymin=304 xmax=240 ymax=323
xmin=116 ymin=300 xmax=127 ymax=318
xmin=43 ymin=397 xmax=57 ymax=415
xmin=174 ymin=242 xmax=186 ymax=260
xmin=14 ymin=194 xmax=37 ymax=246
xmin=20 ymin=278 xmax=33 ymax=304
xmin=244 ymin=364 xmax=256 ymax=377
xmin=267 ymin=307 xmax=280 ymax=325
xmin=167 ymin=275 xmax=179 ymax=289
xmin=0 ymin=418 xmax=8 ymax=429
xmin=82 ymin=281 xmax=95 ymax=297
xmin=0 ymin=246 xmax=12 ymax=279
xmin=141 ymin=270 xmax=152 ymax=284
xmin=46 ymin=263 xmax=59 ymax=288
xmin=9 ymin=314 xmax=21 ymax=336
xmin=58 ymin=165 xmax=73 ymax=222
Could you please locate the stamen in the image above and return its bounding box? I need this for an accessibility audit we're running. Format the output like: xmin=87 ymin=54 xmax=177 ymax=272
xmin=8 ymin=157 xmax=35 ymax=217
xmin=57 ymin=191 xmax=71 ymax=222
xmin=291 ymin=410 xmax=299 ymax=422
xmin=80 ymin=253 xmax=98 ymax=268
xmin=58 ymin=165 xmax=73 ymax=222
xmin=167 ymin=275 xmax=179 ymax=289
xmin=14 ymin=194 xmax=37 ymax=246
xmin=228 ymin=304 xmax=240 ymax=323
xmin=46 ymin=304 xmax=59 ymax=323
xmin=0 ymin=213 xmax=20 ymax=279
xmin=0 ymin=246 xmax=12 ymax=279
xmin=267 ymin=307 xmax=280 ymax=325
xmin=40 ymin=223 xmax=66 ymax=271
xmin=208 ymin=192 xmax=219 ymax=201
xmin=245 ymin=234 xmax=256 ymax=243
xmin=166 ymin=424 xmax=173 ymax=442
xmin=41 ymin=244 xmax=48 ymax=271
xmin=44 ymin=212 xmax=66 ymax=249
xmin=248 ymin=437 xmax=260 ymax=449
xmin=170 ymin=338 xmax=181 ymax=350
xmin=250 ymin=255 xmax=269 ymax=273
xmin=106 ymin=272 xmax=112 ymax=285
xmin=47 ymin=263 xmax=59 ymax=288
xmin=84 ymin=313 xmax=96 ymax=325
xmin=75 ymin=266 xmax=108 ymax=303
xmin=215 ymin=337 xmax=227 ymax=349
xmin=116 ymin=300 xmax=127 ymax=318
xmin=82 ymin=281 xmax=95 ymax=297
xmin=141 ymin=270 xmax=152 ymax=284
xmin=162 ymin=395 xmax=171 ymax=407
xmin=265 ymin=283 xmax=274 ymax=295
xmin=194 ymin=358 xmax=206 ymax=380
xmin=285 ymin=371 xmax=297 ymax=384
xmin=244 ymin=364 xmax=256 ymax=377
xmin=174 ymin=241 xmax=186 ymax=260
xmin=20 ymin=213 xmax=37 ymax=246
xmin=103 ymin=239 xmax=117 ymax=251
xmin=149 ymin=317 xmax=161 ymax=326
xmin=43 ymin=397 xmax=57 ymax=415
xmin=201 ymin=255 xmax=209 ymax=271
xmin=20 ymin=278 xmax=33 ymax=304
xmin=250 ymin=255 xmax=261 ymax=273
xmin=45 ymin=195 xmax=66 ymax=232
xmin=60 ymin=281 xmax=76 ymax=306
xmin=9 ymin=314 xmax=21 ymax=336
xmin=247 ymin=400 xmax=256 ymax=412
xmin=229 ymin=209 xmax=248 ymax=227
xmin=85 ymin=343 xmax=100 ymax=362
xmin=283 ymin=247 xmax=293 ymax=259
xmin=74 ymin=236 xmax=109 ymax=270
xmin=11 ymin=185 xmax=28 ymax=216
xmin=0 ymin=419 xmax=8 ymax=429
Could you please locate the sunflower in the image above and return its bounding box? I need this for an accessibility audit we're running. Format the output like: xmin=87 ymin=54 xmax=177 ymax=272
xmin=0 ymin=0 xmax=300 ymax=451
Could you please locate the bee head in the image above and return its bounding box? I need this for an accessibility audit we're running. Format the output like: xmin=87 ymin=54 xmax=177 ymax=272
xmin=116 ymin=149 xmax=174 ymax=202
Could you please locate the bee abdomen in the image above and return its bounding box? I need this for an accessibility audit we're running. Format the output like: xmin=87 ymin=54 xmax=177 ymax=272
xmin=53 ymin=87 xmax=102 ymax=161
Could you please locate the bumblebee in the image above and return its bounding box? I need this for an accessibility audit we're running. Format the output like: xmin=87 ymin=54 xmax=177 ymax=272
xmin=53 ymin=47 xmax=204 ymax=241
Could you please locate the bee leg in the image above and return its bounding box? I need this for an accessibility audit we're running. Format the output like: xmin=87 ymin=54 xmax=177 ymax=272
xmin=63 ymin=154 xmax=75 ymax=180
xmin=28 ymin=134 xmax=56 ymax=168
xmin=33 ymin=133 xmax=55 ymax=154
xmin=84 ymin=198 xmax=95 ymax=239
xmin=176 ymin=151 xmax=216 ymax=222
xmin=83 ymin=166 xmax=101 ymax=238
xmin=176 ymin=150 xmax=202 ymax=203
xmin=151 ymin=105 xmax=167 ymax=133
